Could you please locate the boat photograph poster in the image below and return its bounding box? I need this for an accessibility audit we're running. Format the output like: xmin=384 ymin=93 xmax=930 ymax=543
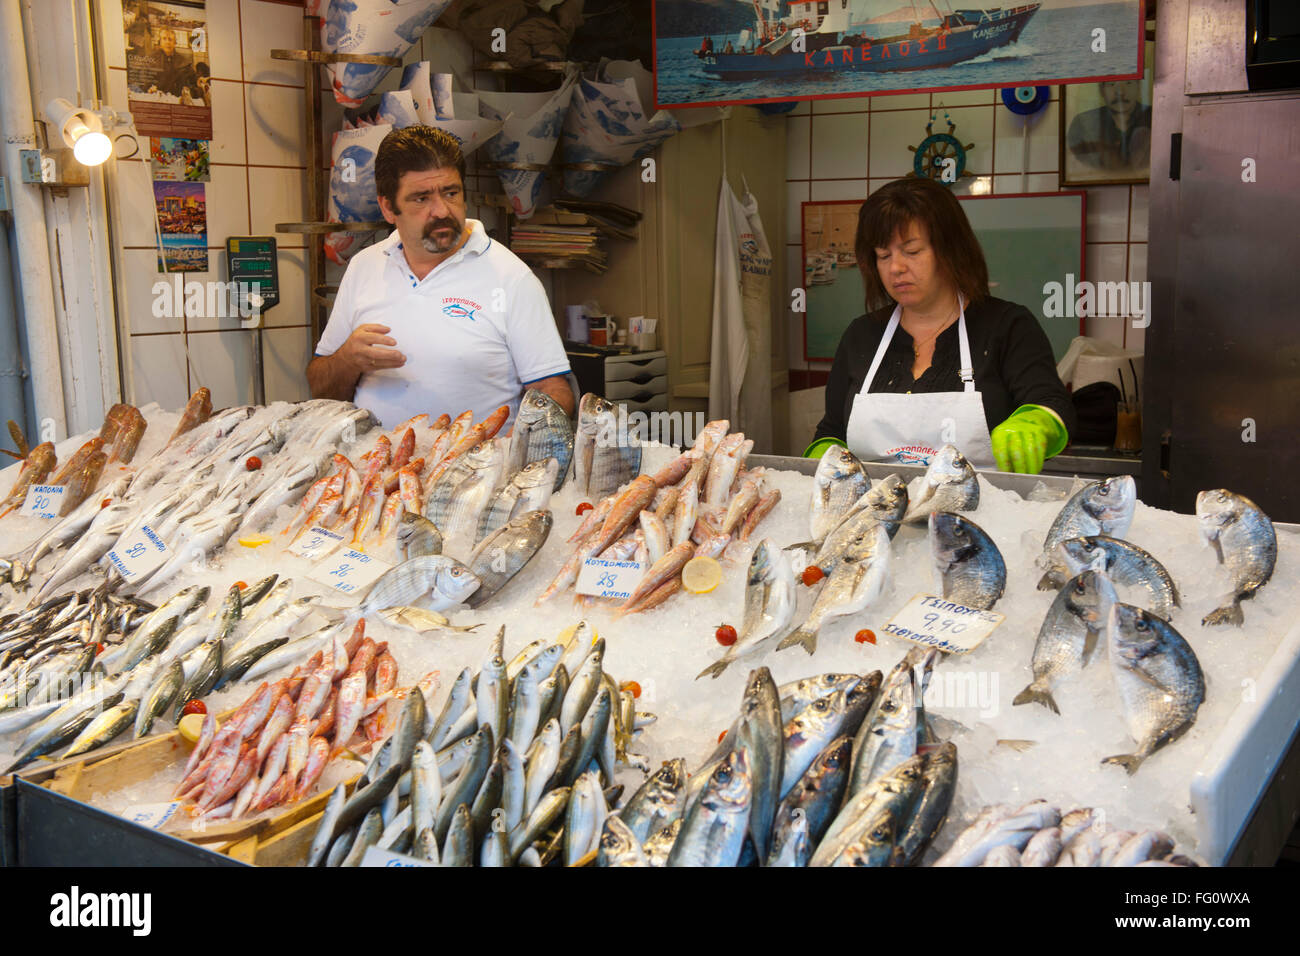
xmin=653 ymin=0 xmax=1145 ymax=109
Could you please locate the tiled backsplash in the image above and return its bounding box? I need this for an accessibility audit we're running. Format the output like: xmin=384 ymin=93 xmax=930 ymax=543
xmin=785 ymin=89 xmax=1149 ymax=376
xmin=101 ymin=0 xmax=315 ymax=411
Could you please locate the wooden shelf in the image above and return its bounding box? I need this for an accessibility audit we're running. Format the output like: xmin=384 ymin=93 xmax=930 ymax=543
xmin=275 ymin=221 xmax=387 ymax=235
xmin=271 ymin=49 xmax=402 ymax=66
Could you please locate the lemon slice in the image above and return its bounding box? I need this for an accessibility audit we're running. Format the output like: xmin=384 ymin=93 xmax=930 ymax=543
xmin=558 ymin=622 xmax=600 ymax=646
xmin=178 ymin=713 xmax=206 ymax=743
xmin=238 ymin=534 xmax=272 ymax=548
xmin=681 ymin=556 xmax=723 ymax=594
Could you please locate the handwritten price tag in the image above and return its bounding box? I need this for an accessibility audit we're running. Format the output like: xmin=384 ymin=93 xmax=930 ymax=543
xmin=576 ymin=557 xmax=646 ymax=601
xmin=881 ymin=593 xmax=1004 ymax=655
xmin=19 ymin=484 xmax=66 ymax=520
xmin=310 ymin=547 xmax=391 ymax=596
xmin=105 ymin=524 xmax=170 ymax=581
xmin=360 ymin=846 xmax=436 ymax=868
xmin=125 ymin=800 xmax=183 ymax=830
xmin=288 ymin=525 xmax=345 ymax=560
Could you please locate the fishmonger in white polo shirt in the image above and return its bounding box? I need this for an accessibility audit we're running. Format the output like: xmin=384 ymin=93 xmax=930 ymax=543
xmin=307 ymin=126 xmax=573 ymax=428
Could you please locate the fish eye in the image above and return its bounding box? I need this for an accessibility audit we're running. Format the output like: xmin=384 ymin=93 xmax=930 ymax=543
xmin=1135 ymin=617 xmax=1149 ymax=632
xmin=1074 ymin=580 xmax=1087 ymax=594
xmin=872 ymin=827 xmax=888 ymax=840
xmin=813 ymin=698 xmax=830 ymax=711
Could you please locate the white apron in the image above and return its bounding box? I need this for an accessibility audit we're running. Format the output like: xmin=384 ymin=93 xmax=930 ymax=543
xmin=844 ymin=302 xmax=996 ymax=468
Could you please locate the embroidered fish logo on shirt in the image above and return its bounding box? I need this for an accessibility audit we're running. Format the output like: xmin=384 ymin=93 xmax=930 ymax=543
xmin=442 ymin=303 xmax=479 ymax=322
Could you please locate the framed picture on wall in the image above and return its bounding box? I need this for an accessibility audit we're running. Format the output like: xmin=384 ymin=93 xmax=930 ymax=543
xmin=802 ymin=192 xmax=1087 ymax=363
xmin=1059 ymin=40 xmax=1155 ymax=186
xmin=652 ymin=0 xmax=1146 ymax=110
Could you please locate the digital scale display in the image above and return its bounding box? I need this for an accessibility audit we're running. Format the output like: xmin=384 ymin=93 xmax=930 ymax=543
xmin=226 ymin=236 xmax=280 ymax=316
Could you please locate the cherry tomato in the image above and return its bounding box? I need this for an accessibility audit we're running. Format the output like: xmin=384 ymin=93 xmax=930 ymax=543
xmin=100 ymin=498 xmax=112 ymax=508
xmin=246 ymin=456 xmax=262 ymax=471
xmin=94 ymin=642 xmax=106 ymax=656
xmin=575 ymin=502 xmax=594 ymax=516
xmin=620 ymin=680 xmax=642 ymax=699
xmin=715 ymin=624 xmax=737 ymax=646
xmin=717 ymin=730 xmax=727 ymax=743
xmin=233 ymin=580 xmax=248 ymax=590
xmin=855 ymin=629 xmax=877 ymax=645
xmin=801 ymin=565 xmax=825 ymax=586
xmin=181 ymin=700 xmax=207 ymax=716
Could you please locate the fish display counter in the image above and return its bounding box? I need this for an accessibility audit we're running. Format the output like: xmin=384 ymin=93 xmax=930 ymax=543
xmin=0 ymin=394 xmax=1296 ymax=866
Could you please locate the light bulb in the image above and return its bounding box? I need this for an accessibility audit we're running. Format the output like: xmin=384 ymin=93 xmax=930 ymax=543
xmin=73 ymin=130 xmax=112 ymax=166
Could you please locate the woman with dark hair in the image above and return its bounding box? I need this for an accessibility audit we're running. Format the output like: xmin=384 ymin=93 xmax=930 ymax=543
xmin=805 ymin=178 xmax=1075 ymax=474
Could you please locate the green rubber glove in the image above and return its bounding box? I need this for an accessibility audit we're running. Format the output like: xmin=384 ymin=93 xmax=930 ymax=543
xmin=991 ymin=405 xmax=1068 ymax=474
xmin=803 ymin=436 xmax=847 ymax=458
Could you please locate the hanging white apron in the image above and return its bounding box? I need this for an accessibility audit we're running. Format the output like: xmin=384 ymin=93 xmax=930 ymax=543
xmin=844 ymin=302 xmax=996 ymax=468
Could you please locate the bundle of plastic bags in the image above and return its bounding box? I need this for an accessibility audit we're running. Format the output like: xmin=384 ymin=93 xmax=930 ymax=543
xmin=324 ymin=123 xmax=392 ymax=265
xmin=322 ymin=0 xmax=453 ymax=106
xmin=477 ymin=69 xmax=578 ymax=218
xmin=561 ymin=64 xmax=680 ymax=197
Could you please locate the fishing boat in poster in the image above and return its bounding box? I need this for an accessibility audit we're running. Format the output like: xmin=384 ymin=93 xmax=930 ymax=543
xmin=694 ymin=2 xmax=1041 ymax=79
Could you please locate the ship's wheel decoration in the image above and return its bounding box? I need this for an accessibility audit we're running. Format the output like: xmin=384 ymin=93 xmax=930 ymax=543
xmin=908 ymin=107 xmax=975 ymax=185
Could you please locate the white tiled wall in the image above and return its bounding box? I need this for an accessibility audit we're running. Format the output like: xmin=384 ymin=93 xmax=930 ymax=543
xmin=786 ymin=89 xmax=1150 ymax=374
xmin=101 ymin=0 xmax=314 ymax=410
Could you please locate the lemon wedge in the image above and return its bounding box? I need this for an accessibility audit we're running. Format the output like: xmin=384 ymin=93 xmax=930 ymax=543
xmin=238 ymin=534 xmax=272 ymax=548
xmin=178 ymin=713 xmax=206 ymax=743
xmin=681 ymin=556 xmax=723 ymax=594
xmin=558 ymin=622 xmax=600 ymax=646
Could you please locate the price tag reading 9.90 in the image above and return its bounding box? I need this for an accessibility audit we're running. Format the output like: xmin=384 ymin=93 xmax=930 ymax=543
xmin=882 ymin=594 xmax=1003 ymax=655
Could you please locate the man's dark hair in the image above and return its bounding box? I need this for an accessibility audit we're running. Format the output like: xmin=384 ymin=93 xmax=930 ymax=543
xmin=375 ymin=126 xmax=466 ymax=210
xmin=855 ymin=177 xmax=990 ymax=313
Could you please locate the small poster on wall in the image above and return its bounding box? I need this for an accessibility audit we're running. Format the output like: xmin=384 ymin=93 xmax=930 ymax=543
xmin=149 ymin=137 xmax=210 ymax=181
xmin=153 ymin=181 xmax=208 ymax=273
xmin=124 ymin=0 xmax=212 ymax=139
xmin=653 ymin=0 xmax=1146 ymax=110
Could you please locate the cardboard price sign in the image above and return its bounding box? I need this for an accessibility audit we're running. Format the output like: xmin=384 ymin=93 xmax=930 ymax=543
xmin=881 ymin=593 xmax=1004 ymax=654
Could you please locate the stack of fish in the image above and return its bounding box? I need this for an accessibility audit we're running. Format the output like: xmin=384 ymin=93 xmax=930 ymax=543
xmin=0 ymin=576 xmax=311 ymax=771
xmin=172 ymin=617 xmax=435 ymax=821
xmin=306 ymin=621 xmax=656 ymax=866
xmin=934 ymin=803 xmax=1200 ymax=866
xmin=601 ymin=651 xmax=958 ymax=867
xmin=1016 ymin=477 xmax=1209 ymax=774
xmin=3 ymin=391 xmax=387 ymax=601
xmin=772 ymin=444 xmax=987 ymax=657
xmin=538 ymin=401 xmax=782 ymax=612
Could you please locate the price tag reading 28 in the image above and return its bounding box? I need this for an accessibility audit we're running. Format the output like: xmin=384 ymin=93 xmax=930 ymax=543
xmin=881 ymin=593 xmax=1004 ymax=655
xmin=309 ymin=547 xmax=391 ymax=596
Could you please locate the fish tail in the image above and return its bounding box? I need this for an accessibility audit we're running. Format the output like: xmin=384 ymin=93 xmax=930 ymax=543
xmin=1036 ymin=569 xmax=1065 ymax=590
xmin=1201 ymin=601 xmax=1243 ymax=628
xmin=695 ymin=658 xmax=731 ymax=681
xmin=1101 ymin=752 xmax=1144 ymax=776
xmin=1012 ymin=683 xmax=1059 ymax=715
xmin=777 ymin=628 xmax=817 ymax=655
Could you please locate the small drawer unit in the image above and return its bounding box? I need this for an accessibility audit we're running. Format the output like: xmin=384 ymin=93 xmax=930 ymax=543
xmin=567 ymin=348 xmax=669 ymax=412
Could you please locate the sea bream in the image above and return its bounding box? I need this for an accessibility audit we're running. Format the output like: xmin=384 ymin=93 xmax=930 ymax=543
xmin=928 ymin=511 xmax=1006 ymax=611
xmin=808 ymin=445 xmax=870 ymax=544
xmin=1196 ymin=489 xmax=1276 ymax=627
xmin=902 ymin=445 xmax=979 ymax=524
xmin=1057 ymin=535 xmax=1179 ymax=621
xmin=574 ymin=393 xmax=641 ymax=499
xmin=1036 ymin=475 xmax=1136 ymax=589
xmin=507 ymin=388 xmax=574 ymax=491
xmin=1103 ymin=603 xmax=1205 ymax=775
xmin=778 ymin=523 xmax=891 ymax=656
xmin=1013 ymin=570 xmax=1118 ymax=715
xmin=697 ymin=540 xmax=796 ymax=680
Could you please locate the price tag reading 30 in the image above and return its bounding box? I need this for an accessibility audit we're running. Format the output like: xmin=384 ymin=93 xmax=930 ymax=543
xmin=576 ymin=557 xmax=646 ymax=601
xmin=310 ymin=547 xmax=391 ymax=596
xmin=105 ymin=524 xmax=170 ymax=582
xmin=882 ymin=593 xmax=1004 ymax=655
xmin=19 ymin=484 xmax=66 ymax=520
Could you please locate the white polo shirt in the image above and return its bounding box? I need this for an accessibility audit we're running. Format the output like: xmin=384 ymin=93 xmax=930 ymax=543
xmin=315 ymin=219 xmax=571 ymax=429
